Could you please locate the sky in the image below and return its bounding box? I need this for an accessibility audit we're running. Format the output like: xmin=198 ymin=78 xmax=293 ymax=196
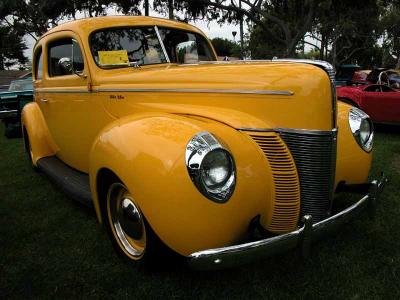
xmin=23 ymin=7 xmax=247 ymax=60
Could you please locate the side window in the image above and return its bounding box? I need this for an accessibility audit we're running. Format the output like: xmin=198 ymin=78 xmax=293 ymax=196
xmin=48 ymin=38 xmax=85 ymax=77
xmin=34 ymin=48 xmax=43 ymax=80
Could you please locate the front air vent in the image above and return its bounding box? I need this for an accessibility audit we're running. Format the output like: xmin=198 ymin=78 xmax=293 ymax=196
xmin=249 ymin=132 xmax=300 ymax=233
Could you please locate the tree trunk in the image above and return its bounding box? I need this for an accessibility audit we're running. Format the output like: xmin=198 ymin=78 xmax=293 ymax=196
xmin=332 ymin=40 xmax=337 ymax=68
xmin=396 ymin=54 xmax=400 ymax=69
xmin=239 ymin=0 xmax=244 ymax=59
xmin=168 ymin=0 xmax=174 ymax=19
xmin=0 ymin=54 xmax=4 ymax=70
xmin=144 ymin=0 xmax=149 ymax=16
xmin=320 ymin=34 xmax=325 ymax=61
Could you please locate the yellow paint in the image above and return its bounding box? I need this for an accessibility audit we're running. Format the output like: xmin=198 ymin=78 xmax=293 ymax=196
xmin=98 ymin=50 xmax=129 ymax=65
xmin=336 ymin=102 xmax=372 ymax=185
xmin=21 ymin=102 xmax=58 ymax=164
xmin=23 ymin=16 xmax=373 ymax=257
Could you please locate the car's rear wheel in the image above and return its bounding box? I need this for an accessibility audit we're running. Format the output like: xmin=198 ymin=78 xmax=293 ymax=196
xmin=22 ymin=127 xmax=38 ymax=171
xmin=106 ymin=182 xmax=147 ymax=261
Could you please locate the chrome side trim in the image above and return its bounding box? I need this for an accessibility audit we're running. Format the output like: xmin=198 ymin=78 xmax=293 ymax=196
xmin=95 ymin=88 xmax=294 ymax=96
xmin=188 ymin=173 xmax=386 ymax=270
xmin=34 ymin=89 xmax=90 ymax=94
xmin=0 ymin=109 xmax=18 ymax=119
xmin=155 ymin=25 xmax=170 ymax=63
xmin=239 ymin=127 xmax=337 ymax=135
xmin=34 ymin=88 xmax=294 ymax=96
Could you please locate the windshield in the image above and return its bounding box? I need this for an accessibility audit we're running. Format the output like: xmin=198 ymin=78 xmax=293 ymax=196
xmin=90 ymin=27 xmax=167 ymax=68
xmin=8 ymin=80 xmax=33 ymax=91
xmin=90 ymin=26 xmax=215 ymax=68
xmin=157 ymin=27 xmax=215 ymax=64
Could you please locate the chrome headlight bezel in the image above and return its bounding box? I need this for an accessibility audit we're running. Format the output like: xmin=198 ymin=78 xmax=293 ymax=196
xmin=349 ymin=107 xmax=374 ymax=152
xmin=185 ymin=132 xmax=236 ymax=203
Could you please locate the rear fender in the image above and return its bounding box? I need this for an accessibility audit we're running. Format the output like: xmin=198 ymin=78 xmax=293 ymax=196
xmin=21 ymin=102 xmax=57 ymax=164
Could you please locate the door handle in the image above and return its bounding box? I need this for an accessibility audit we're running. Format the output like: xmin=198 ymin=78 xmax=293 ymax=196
xmin=40 ymin=98 xmax=48 ymax=103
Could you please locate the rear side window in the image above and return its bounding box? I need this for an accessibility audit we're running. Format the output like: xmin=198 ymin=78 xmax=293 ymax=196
xmin=34 ymin=48 xmax=43 ymax=80
xmin=48 ymin=38 xmax=84 ymax=77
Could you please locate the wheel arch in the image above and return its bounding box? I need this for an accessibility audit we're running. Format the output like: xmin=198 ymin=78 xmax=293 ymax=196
xmin=338 ymin=97 xmax=360 ymax=108
xmin=21 ymin=102 xmax=58 ymax=164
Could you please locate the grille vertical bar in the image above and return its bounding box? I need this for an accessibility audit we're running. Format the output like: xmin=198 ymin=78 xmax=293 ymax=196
xmin=278 ymin=129 xmax=337 ymax=222
xmin=249 ymin=133 xmax=300 ymax=233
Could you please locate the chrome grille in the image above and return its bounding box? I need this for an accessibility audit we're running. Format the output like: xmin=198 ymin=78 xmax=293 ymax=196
xmin=277 ymin=129 xmax=337 ymax=222
xmin=249 ymin=133 xmax=300 ymax=233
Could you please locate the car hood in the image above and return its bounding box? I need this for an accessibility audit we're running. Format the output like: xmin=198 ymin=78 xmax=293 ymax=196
xmin=95 ymin=61 xmax=334 ymax=131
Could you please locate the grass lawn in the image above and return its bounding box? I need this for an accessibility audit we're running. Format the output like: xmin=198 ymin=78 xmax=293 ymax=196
xmin=1 ymin=123 xmax=400 ymax=299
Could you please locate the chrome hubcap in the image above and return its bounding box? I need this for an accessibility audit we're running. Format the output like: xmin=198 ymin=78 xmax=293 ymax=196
xmin=119 ymin=198 xmax=144 ymax=240
xmin=108 ymin=183 xmax=146 ymax=258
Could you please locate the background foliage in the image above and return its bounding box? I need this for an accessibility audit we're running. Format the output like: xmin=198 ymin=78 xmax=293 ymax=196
xmin=0 ymin=0 xmax=399 ymax=69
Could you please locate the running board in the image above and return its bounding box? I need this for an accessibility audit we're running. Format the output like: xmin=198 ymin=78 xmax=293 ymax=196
xmin=37 ymin=156 xmax=93 ymax=207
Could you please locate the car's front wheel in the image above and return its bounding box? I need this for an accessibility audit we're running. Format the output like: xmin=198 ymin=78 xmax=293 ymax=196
xmin=106 ymin=182 xmax=148 ymax=262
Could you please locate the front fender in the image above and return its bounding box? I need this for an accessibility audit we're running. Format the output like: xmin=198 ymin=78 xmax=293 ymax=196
xmin=89 ymin=113 xmax=273 ymax=256
xmin=21 ymin=102 xmax=57 ymax=164
xmin=335 ymin=102 xmax=372 ymax=186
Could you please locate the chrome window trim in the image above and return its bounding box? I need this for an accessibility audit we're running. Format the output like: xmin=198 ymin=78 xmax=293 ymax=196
xmin=154 ymin=25 xmax=170 ymax=63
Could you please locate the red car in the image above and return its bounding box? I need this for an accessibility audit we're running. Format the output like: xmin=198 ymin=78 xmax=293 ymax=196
xmin=337 ymin=84 xmax=400 ymax=124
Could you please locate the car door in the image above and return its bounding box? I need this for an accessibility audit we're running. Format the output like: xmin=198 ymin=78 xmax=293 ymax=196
xmin=40 ymin=31 xmax=96 ymax=172
xmin=361 ymin=85 xmax=400 ymax=123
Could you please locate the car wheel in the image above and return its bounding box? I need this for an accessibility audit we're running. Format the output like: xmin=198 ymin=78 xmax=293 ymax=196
xmin=22 ymin=127 xmax=39 ymax=171
xmin=106 ymin=182 xmax=149 ymax=263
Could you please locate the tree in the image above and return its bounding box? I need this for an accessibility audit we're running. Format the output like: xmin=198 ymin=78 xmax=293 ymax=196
xmin=311 ymin=0 xmax=380 ymax=67
xmin=380 ymin=0 xmax=400 ymax=68
xmin=176 ymin=0 xmax=316 ymax=57
xmin=0 ymin=25 xmax=27 ymax=70
xmin=211 ymin=37 xmax=241 ymax=57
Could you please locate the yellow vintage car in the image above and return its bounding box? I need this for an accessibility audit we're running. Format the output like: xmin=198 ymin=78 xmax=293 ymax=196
xmin=22 ymin=16 xmax=385 ymax=270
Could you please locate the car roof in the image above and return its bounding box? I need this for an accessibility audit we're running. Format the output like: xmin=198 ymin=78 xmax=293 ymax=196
xmin=40 ymin=16 xmax=205 ymax=39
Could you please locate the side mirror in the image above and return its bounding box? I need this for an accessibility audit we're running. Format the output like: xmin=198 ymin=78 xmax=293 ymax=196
xmin=58 ymin=57 xmax=73 ymax=74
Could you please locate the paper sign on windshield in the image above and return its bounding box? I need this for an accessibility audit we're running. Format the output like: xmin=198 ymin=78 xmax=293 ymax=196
xmin=98 ymin=50 xmax=129 ymax=65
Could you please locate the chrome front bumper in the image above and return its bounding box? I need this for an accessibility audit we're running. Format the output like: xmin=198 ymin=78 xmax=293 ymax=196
xmin=188 ymin=173 xmax=386 ymax=270
xmin=0 ymin=109 xmax=18 ymax=119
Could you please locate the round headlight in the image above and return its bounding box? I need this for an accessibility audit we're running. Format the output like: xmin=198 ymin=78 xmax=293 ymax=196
xmin=186 ymin=132 xmax=236 ymax=203
xmin=201 ymin=149 xmax=233 ymax=188
xmin=349 ymin=107 xmax=374 ymax=152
